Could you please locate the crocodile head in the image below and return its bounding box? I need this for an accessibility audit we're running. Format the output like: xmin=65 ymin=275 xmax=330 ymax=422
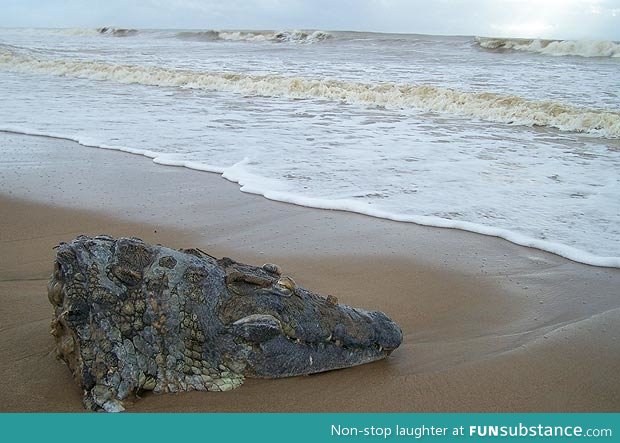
xmin=217 ymin=259 xmax=402 ymax=378
xmin=49 ymin=236 xmax=402 ymax=411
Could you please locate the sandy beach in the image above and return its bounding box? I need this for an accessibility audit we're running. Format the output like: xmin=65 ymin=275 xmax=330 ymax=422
xmin=1 ymin=131 xmax=619 ymax=412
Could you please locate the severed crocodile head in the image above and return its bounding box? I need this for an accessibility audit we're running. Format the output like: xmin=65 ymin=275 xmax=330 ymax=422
xmin=49 ymin=235 xmax=402 ymax=411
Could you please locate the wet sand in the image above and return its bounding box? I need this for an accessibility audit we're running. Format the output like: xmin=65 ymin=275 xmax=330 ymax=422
xmin=1 ymin=131 xmax=619 ymax=411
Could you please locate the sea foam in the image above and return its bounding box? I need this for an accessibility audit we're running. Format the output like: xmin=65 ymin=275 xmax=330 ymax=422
xmin=2 ymin=125 xmax=619 ymax=269
xmin=1 ymin=29 xmax=619 ymax=269
xmin=1 ymin=48 xmax=618 ymax=138
xmin=175 ymin=29 xmax=332 ymax=43
xmin=475 ymin=37 xmax=620 ymax=58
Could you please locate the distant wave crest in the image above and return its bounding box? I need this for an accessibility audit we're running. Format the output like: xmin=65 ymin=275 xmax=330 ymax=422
xmin=475 ymin=37 xmax=620 ymax=58
xmin=175 ymin=29 xmax=332 ymax=43
xmin=51 ymin=27 xmax=140 ymax=37
xmin=96 ymin=27 xmax=139 ymax=37
xmin=1 ymin=48 xmax=619 ymax=138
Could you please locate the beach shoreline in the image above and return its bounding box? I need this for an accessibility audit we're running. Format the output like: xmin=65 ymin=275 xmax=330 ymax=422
xmin=1 ymin=131 xmax=619 ymax=411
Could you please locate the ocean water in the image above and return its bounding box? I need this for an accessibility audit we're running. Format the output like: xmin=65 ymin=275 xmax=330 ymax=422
xmin=0 ymin=28 xmax=619 ymax=267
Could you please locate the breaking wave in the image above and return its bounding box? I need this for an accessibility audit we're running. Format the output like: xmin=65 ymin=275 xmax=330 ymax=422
xmin=96 ymin=27 xmax=139 ymax=37
xmin=1 ymin=48 xmax=619 ymax=138
xmin=175 ymin=29 xmax=332 ymax=43
xmin=475 ymin=37 xmax=620 ymax=58
xmin=40 ymin=27 xmax=140 ymax=37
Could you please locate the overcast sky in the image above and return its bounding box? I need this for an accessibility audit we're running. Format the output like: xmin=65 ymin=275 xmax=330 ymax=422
xmin=2 ymin=0 xmax=619 ymax=40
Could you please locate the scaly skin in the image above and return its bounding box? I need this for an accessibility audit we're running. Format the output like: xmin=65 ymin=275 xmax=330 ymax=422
xmin=48 ymin=235 xmax=402 ymax=412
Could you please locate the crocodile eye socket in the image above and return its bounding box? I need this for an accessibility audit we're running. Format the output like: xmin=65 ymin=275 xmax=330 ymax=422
xmin=232 ymin=314 xmax=282 ymax=343
xmin=255 ymin=285 xmax=291 ymax=298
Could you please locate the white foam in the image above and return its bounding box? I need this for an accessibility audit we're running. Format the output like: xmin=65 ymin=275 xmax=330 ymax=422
xmin=271 ymin=30 xmax=332 ymax=43
xmin=1 ymin=50 xmax=618 ymax=138
xmin=3 ymin=125 xmax=618 ymax=269
xmin=476 ymin=37 xmax=620 ymax=58
xmin=221 ymin=160 xmax=620 ymax=268
xmin=0 ymin=125 xmax=232 ymax=177
xmin=175 ymin=29 xmax=332 ymax=43
xmin=1 ymin=29 xmax=618 ymax=269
